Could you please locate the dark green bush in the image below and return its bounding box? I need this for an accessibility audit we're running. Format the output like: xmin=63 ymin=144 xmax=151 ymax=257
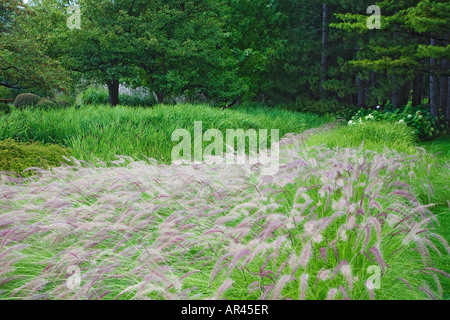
xmin=37 ymin=98 xmax=57 ymax=109
xmin=293 ymin=97 xmax=357 ymax=118
xmin=56 ymin=100 xmax=72 ymax=108
xmin=80 ymin=88 xmax=109 ymax=105
xmin=348 ymin=105 xmax=448 ymax=141
xmin=0 ymin=139 xmax=71 ymax=176
xmin=0 ymin=86 xmax=14 ymax=99
xmin=0 ymin=103 xmax=11 ymax=115
xmin=13 ymin=93 xmax=41 ymax=109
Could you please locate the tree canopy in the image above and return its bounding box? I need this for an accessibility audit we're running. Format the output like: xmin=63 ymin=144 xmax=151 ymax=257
xmin=0 ymin=0 xmax=448 ymax=118
xmin=0 ymin=0 xmax=69 ymax=95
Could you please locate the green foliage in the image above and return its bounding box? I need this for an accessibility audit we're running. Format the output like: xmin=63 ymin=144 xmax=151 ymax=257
xmin=79 ymin=88 xmax=109 ymax=105
xmin=331 ymin=0 xmax=450 ymax=107
xmin=0 ymin=103 xmax=333 ymax=164
xmin=0 ymin=0 xmax=21 ymax=33
xmin=37 ymin=98 xmax=57 ymax=109
xmin=349 ymin=105 xmax=448 ymax=140
xmin=56 ymin=100 xmax=72 ymax=109
xmin=293 ymin=98 xmax=359 ymax=119
xmin=0 ymin=86 xmax=14 ymax=99
xmin=0 ymin=138 xmax=71 ymax=176
xmin=13 ymin=93 xmax=41 ymax=109
xmin=0 ymin=0 xmax=69 ymax=94
xmin=0 ymin=103 xmax=11 ymax=114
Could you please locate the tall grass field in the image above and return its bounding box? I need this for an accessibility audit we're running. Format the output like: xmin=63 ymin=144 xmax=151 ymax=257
xmin=0 ymin=103 xmax=448 ymax=300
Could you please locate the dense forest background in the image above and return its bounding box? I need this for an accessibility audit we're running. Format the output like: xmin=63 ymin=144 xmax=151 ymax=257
xmin=1 ymin=0 xmax=449 ymax=118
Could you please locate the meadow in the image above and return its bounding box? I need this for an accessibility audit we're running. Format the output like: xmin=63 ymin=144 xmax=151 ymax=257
xmin=0 ymin=103 xmax=449 ymax=300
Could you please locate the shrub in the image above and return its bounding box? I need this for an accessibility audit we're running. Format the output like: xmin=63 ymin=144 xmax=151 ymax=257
xmin=56 ymin=100 xmax=72 ymax=108
xmin=0 ymin=103 xmax=11 ymax=115
xmin=0 ymin=86 xmax=14 ymax=99
xmin=13 ymin=93 xmax=41 ymax=109
xmin=348 ymin=105 xmax=447 ymax=141
xmin=293 ymin=97 xmax=358 ymax=119
xmin=80 ymin=88 xmax=109 ymax=105
xmin=0 ymin=139 xmax=71 ymax=176
xmin=37 ymin=98 xmax=57 ymax=109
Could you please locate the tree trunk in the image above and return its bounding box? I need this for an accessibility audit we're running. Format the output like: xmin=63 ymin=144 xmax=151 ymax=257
xmin=319 ymin=3 xmax=329 ymax=99
xmin=155 ymin=92 xmax=165 ymax=104
xmin=446 ymin=76 xmax=450 ymax=120
xmin=440 ymin=41 xmax=448 ymax=117
xmin=356 ymin=75 xmax=365 ymax=108
xmin=391 ymin=90 xmax=399 ymax=109
xmin=412 ymin=73 xmax=423 ymax=107
xmin=430 ymin=37 xmax=439 ymax=117
xmin=390 ymin=75 xmax=399 ymax=108
xmin=107 ymin=80 xmax=119 ymax=107
xmin=368 ymin=71 xmax=377 ymax=107
xmin=398 ymin=81 xmax=410 ymax=109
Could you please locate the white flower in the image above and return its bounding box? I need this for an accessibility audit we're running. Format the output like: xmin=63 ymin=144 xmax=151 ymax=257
xmin=407 ymin=114 xmax=412 ymax=119
xmin=398 ymin=119 xmax=405 ymax=124
xmin=376 ymin=105 xmax=380 ymax=109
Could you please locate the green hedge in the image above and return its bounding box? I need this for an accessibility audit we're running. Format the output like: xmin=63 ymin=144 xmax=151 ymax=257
xmin=0 ymin=139 xmax=71 ymax=176
xmin=0 ymin=103 xmax=11 ymax=115
xmin=14 ymin=93 xmax=41 ymax=109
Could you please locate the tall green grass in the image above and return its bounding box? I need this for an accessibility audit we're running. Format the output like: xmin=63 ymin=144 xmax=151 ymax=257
xmin=0 ymin=103 xmax=334 ymax=164
xmin=79 ymin=88 xmax=156 ymax=107
xmin=303 ymin=122 xmax=450 ymax=299
xmin=304 ymin=121 xmax=417 ymax=154
xmin=0 ymin=105 xmax=448 ymax=300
